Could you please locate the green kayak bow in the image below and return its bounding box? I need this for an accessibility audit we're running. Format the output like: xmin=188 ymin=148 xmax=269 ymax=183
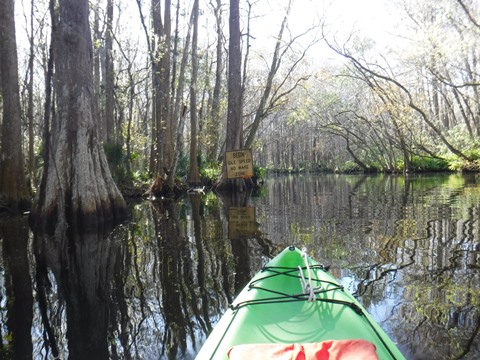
xmin=196 ymin=246 xmax=405 ymax=360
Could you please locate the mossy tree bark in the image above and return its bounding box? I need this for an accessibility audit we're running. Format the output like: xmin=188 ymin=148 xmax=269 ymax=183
xmin=31 ymin=0 xmax=126 ymax=232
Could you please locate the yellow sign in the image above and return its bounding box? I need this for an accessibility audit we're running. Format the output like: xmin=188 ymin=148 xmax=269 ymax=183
xmin=228 ymin=207 xmax=257 ymax=239
xmin=226 ymin=149 xmax=253 ymax=179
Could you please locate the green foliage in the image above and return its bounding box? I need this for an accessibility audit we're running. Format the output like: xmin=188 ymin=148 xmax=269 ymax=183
xmin=443 ymin=145 xmax=480 ymax=172
xmin=104 ymin=143 xmax=124 ymax=166
xmin=253 ymin=165 xmax=266 ymax=179
xmin=176 ymin=154 xmax=189 ymax=178
xmin=448 ymin=159 xmax=480 ymax=172
xmin=199 ymin=158 xmax=221 ymax=183
xmin=202 ymin=191 xmax=219 ymax=210
xmin=409 ymin=156 xmax=450 ymax=172
xmin=338 ymin=160 xmax=363 ymax=173
xmin=130 ymin=151 xmax=140 ymax=161
xmin=464 ymin=146 xmax=480 ymax=160
xmin=443 ymin=127 xmax=480 ymax=172
xmin=200 ymin=166 xmax=221 ymax=182
xmin=446 ymin=125 xmax=478 ymax=151
xmin=132 ymin=170 xmax=150 ymax=184
xmin=0 ymin=332 xmax=13 ymax=359
xmin=297 ymin=161 xmax=330 ymax=172
xmin=174 ymin=154 xmax=221 ymax=183
xmin=104 ymin=143 xmax=131 ymax=186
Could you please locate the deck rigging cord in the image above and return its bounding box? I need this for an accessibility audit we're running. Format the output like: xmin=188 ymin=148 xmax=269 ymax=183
xmin=298 ymin=247 xmax=321 ymax=301
xmin=227 ymin=247 xmax=399 ymax=360
xmin=230 ymin=264 xmax=357 ymax=311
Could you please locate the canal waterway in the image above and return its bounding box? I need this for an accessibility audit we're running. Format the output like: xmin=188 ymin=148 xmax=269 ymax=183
xmin=0 ymin=173 xmax=479 ymax=359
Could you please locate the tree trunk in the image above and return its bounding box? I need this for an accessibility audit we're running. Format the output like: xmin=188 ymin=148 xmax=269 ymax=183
xmin=161 ymin=0 xmax=173 ymax=171
xmin=0 ymin=0 xmax=31 ymax=213
xmin=207 ymin=0 xmax=224 ymax=161
xmin=166 ymin=7 xmax=193 ymax=190
xmin=244 ymin=1 xmax=291 ymax=149
xmin=31 ymin=0 xmax=126 ymax=232
xmin=27 ymin=0 xmax=36 ymax=189
xmin=92 ymin=0 xmax=103 ymax=141
xmin=226 ymin=0 xmax=243 ymax=151
xmin=151 ymin=0 xmax=172 ymax=176
xmin=215 ymin=0 xmax=245 ymax=192
xmin=188 ymin=0 xmax=201 ymax=186
xmin=104 ymin=0 xmax=115 ymax=145
xmin=345 ymin=137 xmax=370 ymax=172
xmin=125 ymin=69 xmax=135 ymax=186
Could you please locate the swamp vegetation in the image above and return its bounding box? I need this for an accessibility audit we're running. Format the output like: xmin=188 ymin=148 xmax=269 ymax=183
xmin=0 ymin=1 xmax=480 ymax=358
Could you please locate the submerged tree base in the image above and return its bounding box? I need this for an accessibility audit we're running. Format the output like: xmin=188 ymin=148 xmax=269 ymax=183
xmin=213 ymin=177 xmax=262 ymax=193
xmin=30 ymin=195 xmax=128 ymax=235
xmin=457 ymin=160 xmax=480 ymax=173
xmin=144 ymin=175 xmax=187 ymax=199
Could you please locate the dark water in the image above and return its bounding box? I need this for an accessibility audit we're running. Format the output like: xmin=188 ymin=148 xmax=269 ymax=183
xmin=0 ymin=173 xmax=479 ymax=359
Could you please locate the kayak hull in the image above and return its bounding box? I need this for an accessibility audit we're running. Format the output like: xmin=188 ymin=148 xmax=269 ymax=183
xmin=196 ymin=246 xmax=404 ymax=359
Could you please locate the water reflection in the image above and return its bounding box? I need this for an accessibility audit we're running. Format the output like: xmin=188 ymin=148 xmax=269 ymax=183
xmin=0 ymin=216 xmax=33 ymax=359
xmin=0 ymin=173 xmax=479 ymax=359
xmin=250 ymin=174 xmax=480 ymax=359
xmin=34 ymin=223 xmax=121 ymax=359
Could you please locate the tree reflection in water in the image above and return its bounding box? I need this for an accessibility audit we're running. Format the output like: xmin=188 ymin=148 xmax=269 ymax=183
xmin=34 ymin=222 xmax=120 ymax=359
xmin=0 ymin=174 xmax=479 ymax=359
xmin=0 ymin=216 xmax=33 ymax=359
xmin=25 ymin=192 xmax=271 ymax=359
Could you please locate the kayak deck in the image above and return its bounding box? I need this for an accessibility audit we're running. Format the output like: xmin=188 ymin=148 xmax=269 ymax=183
xmin=196 ymin=246 xmax=405 ymax=359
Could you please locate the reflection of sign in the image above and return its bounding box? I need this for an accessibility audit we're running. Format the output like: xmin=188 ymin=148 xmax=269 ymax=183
xmin=226 ymin=149 xmax=253 ymax=179
xmin=228 ymin=207 xmax=257 ymax=239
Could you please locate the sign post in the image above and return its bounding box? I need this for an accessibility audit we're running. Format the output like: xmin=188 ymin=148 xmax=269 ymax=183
xmin=225 ymin=149 xmax=253 ymax=179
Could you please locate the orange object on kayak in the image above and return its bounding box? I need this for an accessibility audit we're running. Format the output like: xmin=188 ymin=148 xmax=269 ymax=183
xmin=228 ymin=339 xmax=379 ymax=360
